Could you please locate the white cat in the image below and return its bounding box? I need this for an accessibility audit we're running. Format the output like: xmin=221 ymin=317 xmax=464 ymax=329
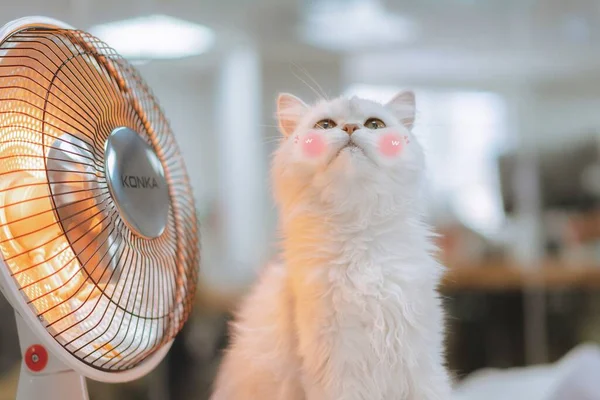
xmin=211 ymin=91 xmax=453 ymax=400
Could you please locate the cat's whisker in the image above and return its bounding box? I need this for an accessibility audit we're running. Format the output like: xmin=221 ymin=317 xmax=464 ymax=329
xmin=290 ymin=63 xmax=329 ymax=101
xmin=258 ymin=124 xmax=282 ymax=128
xmin=262 ymin=134 xmax=284 ymax=142
xmin=262 ymin=139 xmax=283 ymax=145
xmin=289 ymin=63 xmax=328 ymax=101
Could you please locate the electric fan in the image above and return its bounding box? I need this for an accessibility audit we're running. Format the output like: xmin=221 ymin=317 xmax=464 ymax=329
xmin=0 ymin=16 xmax=199 ymax=399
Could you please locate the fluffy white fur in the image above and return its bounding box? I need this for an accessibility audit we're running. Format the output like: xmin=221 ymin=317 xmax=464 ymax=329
xmin=211 ymin=92 xmax=452 ymax=399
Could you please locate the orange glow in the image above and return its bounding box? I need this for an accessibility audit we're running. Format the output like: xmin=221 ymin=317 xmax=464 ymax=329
xmin=0 ymin=169 xmax=98 ymax=325
xmin=93 ymin=342 xmax=121 ymax=359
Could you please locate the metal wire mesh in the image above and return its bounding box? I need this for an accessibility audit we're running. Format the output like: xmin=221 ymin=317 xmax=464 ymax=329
xmin=0 ymin=26 xmax=199 ymax=371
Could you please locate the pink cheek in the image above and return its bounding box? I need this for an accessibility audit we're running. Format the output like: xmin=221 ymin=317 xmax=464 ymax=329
xmin=300 ymin=131 xmax=327 ymax=158
xmin=378 ymin=132 xmax=406 ymax=157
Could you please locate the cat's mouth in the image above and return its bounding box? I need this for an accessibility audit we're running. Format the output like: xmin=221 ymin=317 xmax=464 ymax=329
xmin=335 ymin=142 xmax=364 ymax=158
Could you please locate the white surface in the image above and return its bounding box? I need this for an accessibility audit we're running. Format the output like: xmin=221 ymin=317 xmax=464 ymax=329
xmin=453 ymin=343 xmax=600 ymax=400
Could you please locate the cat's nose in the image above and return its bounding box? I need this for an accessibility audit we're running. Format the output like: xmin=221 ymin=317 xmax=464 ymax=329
xmin=342 ymin=124 xmax=360 ymax=135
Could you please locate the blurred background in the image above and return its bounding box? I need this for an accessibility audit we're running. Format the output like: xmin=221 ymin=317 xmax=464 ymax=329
xmin=1 ymin=0 xmax=600 ymax=398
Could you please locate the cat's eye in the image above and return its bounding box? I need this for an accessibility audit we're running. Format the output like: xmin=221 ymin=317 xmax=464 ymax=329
xmin=364 ymin=118 xmax=386 ymax=129
xmin=314 ymin=119 xmax=337 ymax=129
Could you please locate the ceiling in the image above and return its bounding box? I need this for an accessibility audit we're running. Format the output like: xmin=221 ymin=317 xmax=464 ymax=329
xmin=3 ymin=0 xmax=600 ymax=89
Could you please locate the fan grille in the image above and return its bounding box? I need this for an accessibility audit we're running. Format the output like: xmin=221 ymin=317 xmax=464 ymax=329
xmin=0 ymin=27 xmax=198 ymax=371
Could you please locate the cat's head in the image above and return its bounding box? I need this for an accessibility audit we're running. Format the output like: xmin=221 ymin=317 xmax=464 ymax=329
xmin=272 ymin=92 xmax=425 ymax=214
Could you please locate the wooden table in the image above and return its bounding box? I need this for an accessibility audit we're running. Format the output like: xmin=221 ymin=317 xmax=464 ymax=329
xmin=442 ymin=260 xmax=600 ymax=291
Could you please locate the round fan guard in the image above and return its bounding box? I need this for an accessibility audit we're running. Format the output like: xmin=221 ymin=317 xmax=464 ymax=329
xmin=0 ymin=15 xmax=199 ymax=386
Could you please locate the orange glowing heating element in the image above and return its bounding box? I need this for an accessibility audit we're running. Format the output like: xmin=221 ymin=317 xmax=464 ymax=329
xmin=0 ymin=169 xmax=99 ymax=325
xmin=93 ymin=342 xmax=121 ymax=359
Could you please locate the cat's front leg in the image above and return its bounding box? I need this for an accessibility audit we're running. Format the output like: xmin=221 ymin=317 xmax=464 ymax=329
xmin=299 ymin=335 xmax=389 ymax=400
xmin=404 ymin=359 xmax=453 ymax=400
xmin=296 ymin=284 xmax=452 ymax=400
xmin=394 ymin=292 xmax=454 ymax=400
xmin=296 ymin=313 xmax=386 ymax=400
xmin=300 ymin=333 xmax=453 ymax=400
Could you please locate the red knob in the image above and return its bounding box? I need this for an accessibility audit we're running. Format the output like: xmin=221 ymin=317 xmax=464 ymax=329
xmin=24 ymin=344 xmax=48 ymax=372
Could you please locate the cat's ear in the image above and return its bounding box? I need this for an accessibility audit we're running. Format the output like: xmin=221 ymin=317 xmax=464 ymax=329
xmin=276 ymin=93 xmax=307 ymax=137
xmin=386 ymin=91 xmax=415 ymax=130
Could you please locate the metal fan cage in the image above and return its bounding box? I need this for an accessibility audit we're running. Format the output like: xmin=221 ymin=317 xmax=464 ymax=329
xmin=0 ymin=25 xmax=198 ymax=371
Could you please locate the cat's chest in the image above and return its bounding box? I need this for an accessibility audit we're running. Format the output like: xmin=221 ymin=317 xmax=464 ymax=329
xmin=289 ymin=260 xmax=417 ymax=376
xmin=290 ymin=260 xmax=410 ymax=328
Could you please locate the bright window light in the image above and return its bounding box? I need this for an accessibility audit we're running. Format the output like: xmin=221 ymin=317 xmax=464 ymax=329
xmin=300 ymin=0 xmax=417 ymax=52
xmin=89 ymin=15 xmax=215 ymax=60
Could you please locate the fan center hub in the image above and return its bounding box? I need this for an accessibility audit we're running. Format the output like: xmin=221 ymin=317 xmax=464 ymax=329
xmin=104 ymin=127 xmax=169 ymax=239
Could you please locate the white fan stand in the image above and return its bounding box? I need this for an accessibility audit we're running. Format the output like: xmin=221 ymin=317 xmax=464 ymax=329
xmin=14 ymin=313 xmax=89 ymax=400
